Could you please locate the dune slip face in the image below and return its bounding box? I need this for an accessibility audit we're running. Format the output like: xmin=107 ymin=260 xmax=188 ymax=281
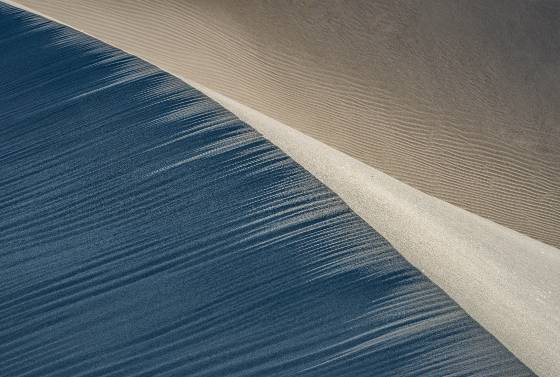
xmin=0 ymin=4 xmax=534 ymax=377
xmin=9 ymin=0 xmax=560 ymax=248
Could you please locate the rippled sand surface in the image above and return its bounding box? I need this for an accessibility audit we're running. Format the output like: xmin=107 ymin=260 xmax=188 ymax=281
xmin=11 ymin=0 xmax=560 ymax=248
xmin=0 ymin=4 xmax=534 ymax=376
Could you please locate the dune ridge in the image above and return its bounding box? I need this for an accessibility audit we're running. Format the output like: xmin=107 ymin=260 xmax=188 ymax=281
xmin=9 ymin=0 xmax=560 ymax=248
xmin=0 ymin=4 xmax=536 ymax=375
xmin=186 ymin=78 xmax=560 ymax=377
xmin=3 ymin=1 xmax=560 ymax=375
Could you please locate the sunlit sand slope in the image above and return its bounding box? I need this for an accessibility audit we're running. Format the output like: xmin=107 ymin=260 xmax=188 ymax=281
xmin=12 ymin=0 xmax=560 ymax=248
xmin=0 ymin=5 xmax=534 ymax=376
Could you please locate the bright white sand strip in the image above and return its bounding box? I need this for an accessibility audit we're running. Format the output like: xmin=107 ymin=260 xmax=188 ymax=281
xmin=10 ymin=0 xmax=560 ymax=249
xmin=190 ymin=81 xmax=559 ymax=376
xmin=5 ymin=1 xmax=560 ymax=375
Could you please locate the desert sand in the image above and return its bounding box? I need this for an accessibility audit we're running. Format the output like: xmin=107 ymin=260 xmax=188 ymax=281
xmin=0 ymin=4 xmax=536 ymax=375
xmin=4 ymin=1 xmax=560 ymax=375
xmin=190 ymin=77 xmax=560 ymax=377
xmin=10 ymin=0 xmax=560 ymax=248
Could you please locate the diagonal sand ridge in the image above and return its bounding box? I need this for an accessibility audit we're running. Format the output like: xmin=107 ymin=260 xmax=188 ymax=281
xmin=10 ymin=0 xmax=560 ymax=248
xmin=3 ymin=1 xmax=560 ymax=375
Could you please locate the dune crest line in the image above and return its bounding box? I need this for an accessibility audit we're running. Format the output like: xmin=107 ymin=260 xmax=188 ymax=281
xmin=186 ymin=79 xmax=560 ymax=377
xmin=0 ymin=3 xmax=539 ymax=376
xmin=9 ymin=0 xmax=560 ymax=248
xmin=3 ymin=1 xmax=560 ymax=375
xmin=6 ymin=0 xmax=557 ymax=373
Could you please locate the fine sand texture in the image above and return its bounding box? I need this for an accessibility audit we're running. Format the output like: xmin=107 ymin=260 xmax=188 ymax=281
xmin=1 ymin=4 xmax=535 ymax=376
xmin=193 ymin=80 xmax=560 ymax=377
xmin=11 ymin=0 xmax=560 ymax=248
xmin=5 ymin=2 xmax=560 ymax=373
xmin=4 ymin=1 xmax=560 ymax=375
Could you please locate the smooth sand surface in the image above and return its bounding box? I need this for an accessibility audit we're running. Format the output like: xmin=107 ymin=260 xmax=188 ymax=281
xmin=10 ymin=0 xmax=560 ymax=248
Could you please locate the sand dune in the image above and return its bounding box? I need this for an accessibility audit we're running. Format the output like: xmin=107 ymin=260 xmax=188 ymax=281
xmin=0 ymin=4 xmax=535 ymax=376
xmin=194 ymin=80 xmax=560 ymax=376
xmin=3 ymin=1 xmax=560 ymax=375
xmin=11 ymin=0 xmax=560 ymax=248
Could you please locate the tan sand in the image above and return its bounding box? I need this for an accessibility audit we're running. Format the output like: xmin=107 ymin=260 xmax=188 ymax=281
xmin=10 ymin=0 xmax=560 ymax=249
xmin=195 ymin=77 xmax=560 ymax=377
xmin=5 ymin=1 xmax=560 ymax=375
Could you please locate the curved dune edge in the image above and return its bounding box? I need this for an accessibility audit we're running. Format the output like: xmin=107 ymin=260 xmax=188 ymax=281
xmin=195 ymin=80 xmax=560 ymax=377
xmin=8 ymin=0 xmax=560 ymax=249
xmin=5 ymin=1 xmax=559 ymax=375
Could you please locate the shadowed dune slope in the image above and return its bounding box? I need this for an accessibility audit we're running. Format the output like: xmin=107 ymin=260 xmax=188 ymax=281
xmin=0 ymin=5 xmax=533 ymax=376
xmin=11 ymin=0 xmax=560 ymax=248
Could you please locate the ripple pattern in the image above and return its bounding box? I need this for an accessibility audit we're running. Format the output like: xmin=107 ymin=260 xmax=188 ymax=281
xmin=0 ymin=5 xmax=532 ymax=376
xmin=11 ymin=0 xmax=560 ymax=247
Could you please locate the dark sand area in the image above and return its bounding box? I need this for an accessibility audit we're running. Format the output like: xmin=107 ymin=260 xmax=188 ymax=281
xmin=12 ymin=0 xmax=560 ymax=247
